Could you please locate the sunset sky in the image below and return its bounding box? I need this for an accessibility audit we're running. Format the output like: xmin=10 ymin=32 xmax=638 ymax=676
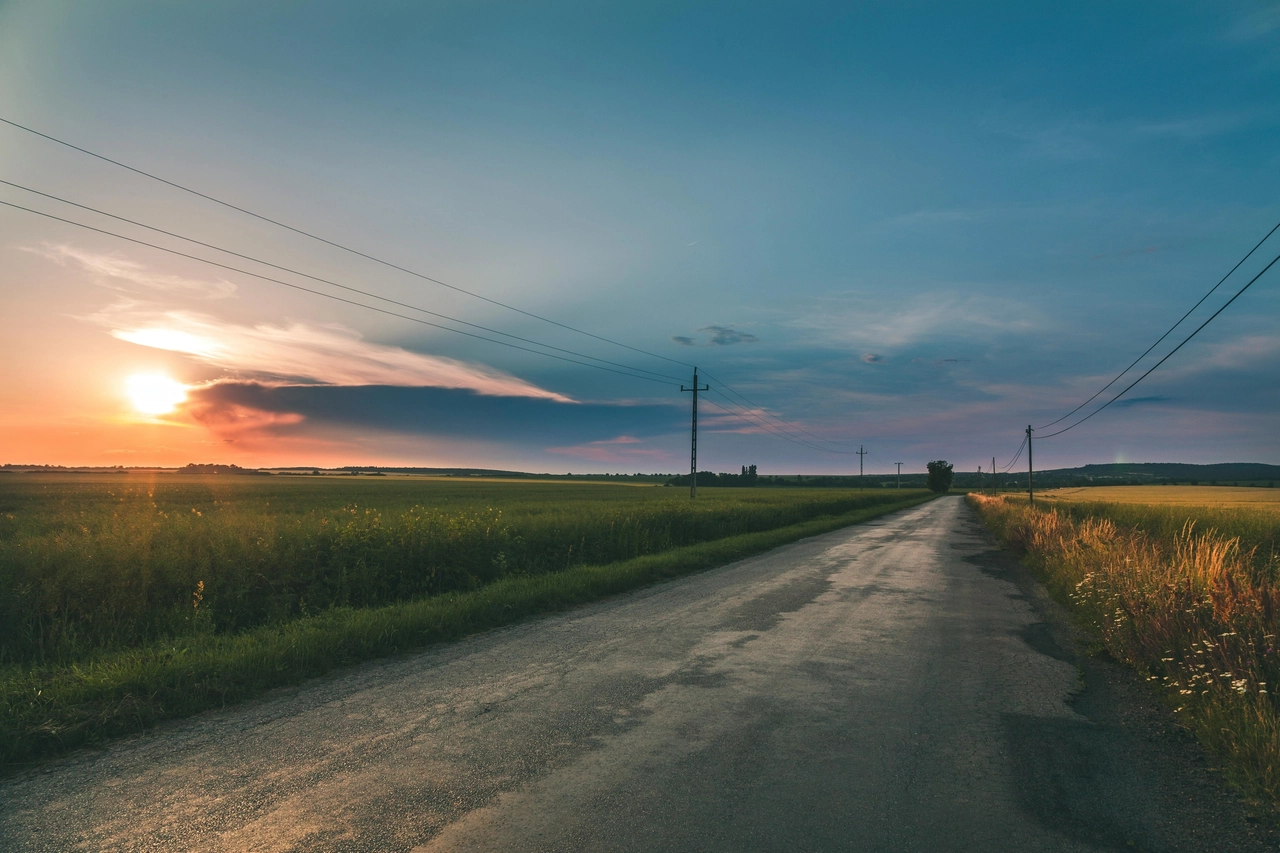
xmin=1 ymin=1 xmax=1278 ymax=474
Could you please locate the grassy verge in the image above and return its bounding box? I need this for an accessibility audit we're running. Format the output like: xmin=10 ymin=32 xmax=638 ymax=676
xmin=1 ymin=492 xmax=935 ymax=772
xmin=968 ymin=493 xmax=1280 ymax=809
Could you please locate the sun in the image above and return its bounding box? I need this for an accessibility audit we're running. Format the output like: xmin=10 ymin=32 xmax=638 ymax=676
xmin=126 ymin=373 xmax=189 ymax=416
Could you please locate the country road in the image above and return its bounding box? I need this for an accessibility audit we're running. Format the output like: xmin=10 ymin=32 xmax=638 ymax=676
xmin=2 ymin=496 xmax=1273 ymax=852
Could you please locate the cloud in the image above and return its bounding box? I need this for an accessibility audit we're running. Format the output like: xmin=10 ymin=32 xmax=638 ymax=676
xmin=546 ymin=435 xmax=672 ymax=464
xmin=701 ymin=325 xmax=759 ymax=346
xmin=911 ymin=357 xmax=972 ymax=366
xmin=179 ymin=382 xmax=683 ymax=445
xmin=99 ymin=307 xmax=572 ymax=400
xmin=790 ymin=292 xmax=1039 ymax=349
xmin=1114 ymin=395 xmax=1171 ymax=408
xmin=1227 ymin=5 xmax=1280 ymax=40
xmin=185 ymin=396 xmax=307 ymax=443
xmin=861 ymin=353 xmax=885 ymax=364
xmin=672 ymin=325 xmax=759 ymax=346
xmin=26 ymin=244 xmax=237 ymax=298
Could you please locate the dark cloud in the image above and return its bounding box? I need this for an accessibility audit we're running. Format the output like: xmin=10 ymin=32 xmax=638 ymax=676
xmin=670 ymin=335 xmax=696 ymax=346
xmin=699 ymin=325 xmax=759 ymax=346
xmin=861 ymin=353 xmax=886 ymax=364
xmin=184 ymin=382 xmax=684 ymax=445
xmin=1114 ymin=395 xmax=1172 ymax=408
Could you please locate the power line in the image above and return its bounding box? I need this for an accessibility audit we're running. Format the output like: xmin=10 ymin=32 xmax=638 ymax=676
xmin=0 ymin=197 xmax=685 ymax=388
xmin=0 ymin=179 xmax=686 ymax=384
xmin=0 ymin=115 xmax=695 ymax=370
xmin=1038 ymin=219 xmax=1280 ymax=430
xmin=1 ymin=118 xmax=876 ymax=449
xmin=2 ymin=176 xmax=877 ymax=449
xmin=999 ymin=434 xmax=1028 ymax=472
xmin=1039 ymin=249 xmax=1280 ymax=439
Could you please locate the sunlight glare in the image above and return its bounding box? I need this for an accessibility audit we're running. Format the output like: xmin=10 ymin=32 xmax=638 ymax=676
xmin=126 ymin=374 xmax=189 ymax=416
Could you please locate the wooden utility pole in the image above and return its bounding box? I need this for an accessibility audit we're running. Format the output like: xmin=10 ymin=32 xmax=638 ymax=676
xmin=978 ymin=465 xmax=983 ymax=493
xmin=895 ymin=462 xmax=903 ymax=489
xmin=857 ymin=445 xmax=868 ymax=489
xmin=681 ymin=368 xmax=709 ymax=499
xmin=1026 ymin=425 xmax=1034 ymax=505
xmin=992 ymin=456 xmax=997 ymax=495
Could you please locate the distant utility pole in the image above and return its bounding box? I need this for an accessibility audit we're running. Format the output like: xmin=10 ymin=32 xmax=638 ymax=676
xmin=895 ymin=462 xmax=903 ymax=489
xmin=857 ymin=445 xmax=868 ymax=489
xmin=681 ymin=367 xmax=709 ymax=499
xmin=1026 ymin=425 xmax=1034 ymax=505
xmin=992 ymin=456 xmax=997 ymax=495
xmin=978 ymin=465 xmax=983 ymax=493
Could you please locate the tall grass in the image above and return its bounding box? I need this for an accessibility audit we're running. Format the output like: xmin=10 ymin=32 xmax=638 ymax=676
xmin=970 ymin=494 xmax=1280 ymax=806
xmin=0 ymin=475 xmax=921 ymax=666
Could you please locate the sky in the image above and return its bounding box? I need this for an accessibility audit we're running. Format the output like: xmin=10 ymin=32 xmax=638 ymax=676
xmin=1 ymin=1 xmax=1278 ymax=475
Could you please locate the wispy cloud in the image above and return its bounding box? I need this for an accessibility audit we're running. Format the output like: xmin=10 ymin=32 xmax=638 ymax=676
xmin=546 ymin=434 xmax=672 ymax=464
xmin=1114 ymin=395 xmax=1171 ymax=408
xmin=97 ymin=307 xmax=572 ymax=400
xmin=702 ymin=325 xmax=759 ymax=345
xmin=861 ymin=353 xmax=886 ymax=364
xmin=1227 ymin=5 xmax=1280 ymax=41
xmin=25 ymin=243 xmax=237 ymax=298
xmin=790 ymin=292 xmax=1039 ymax=349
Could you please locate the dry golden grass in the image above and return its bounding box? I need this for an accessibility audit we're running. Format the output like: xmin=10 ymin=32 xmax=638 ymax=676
xmin=1040 ymin=485 xmax=1280 ymax=507
xmin=970 ymin=493 xmax=1280 ymax=809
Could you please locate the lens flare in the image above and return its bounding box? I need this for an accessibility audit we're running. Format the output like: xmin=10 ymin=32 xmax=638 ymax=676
xmin=126 ymin=374 xmax=188 ymax=416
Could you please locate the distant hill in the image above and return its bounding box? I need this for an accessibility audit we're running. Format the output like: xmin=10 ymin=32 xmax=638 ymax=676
xmin=1036 ymin=462 xmax=1280 ymax=482
xmin=949 ymin=461 xmax=1280 ymax=490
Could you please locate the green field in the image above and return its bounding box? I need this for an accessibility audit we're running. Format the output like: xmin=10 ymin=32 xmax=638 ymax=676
xmin=0 ymin=473 xmax=932 ymax=768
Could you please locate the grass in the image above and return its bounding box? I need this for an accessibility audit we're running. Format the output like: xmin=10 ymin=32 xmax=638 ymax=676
xmin=969 ymin=492 xmax=1280 ymax=809
xmin=0 ymin=473 xmax=934 ymax=770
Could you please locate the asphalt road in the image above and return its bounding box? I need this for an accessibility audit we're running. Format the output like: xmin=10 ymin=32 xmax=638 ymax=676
xmin=2 ymin=496 xmax=1273 ymax=852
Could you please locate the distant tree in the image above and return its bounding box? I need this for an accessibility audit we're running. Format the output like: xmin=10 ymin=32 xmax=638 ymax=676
xmin=741 ymin=464 xmax=759 ymax=486
xmin=926 ymin=460 xmax=954 ymax=494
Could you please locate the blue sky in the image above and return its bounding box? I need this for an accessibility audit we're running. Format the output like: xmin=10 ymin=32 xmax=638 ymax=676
xmin=1 ymin=1 xmax=1278 ymax=473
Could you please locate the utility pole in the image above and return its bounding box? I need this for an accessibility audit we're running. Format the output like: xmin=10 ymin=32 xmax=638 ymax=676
xmin=895 ymin=462 xmax=903 ymax=489
xmin=681 ymin=367 xmax=709 ymax=499
xmin=856 ymin=445 xmax=868 ymax=489
xmin=1026 ymin=425 xmax=1034 ymax=505
xmin=978 ymin=465 xmax=983 ymax=493
xmin=992 ymin=456 xmax=997 ymax=495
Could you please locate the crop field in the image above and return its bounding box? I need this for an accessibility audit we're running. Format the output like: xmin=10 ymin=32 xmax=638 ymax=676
xmin=1040 ymin=485 xmax=1280 ymax=507
xmin=0 ymin=472 xmax=932 ymax=767
xmin=970 ymin=491 xmax=1280 ymax=807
